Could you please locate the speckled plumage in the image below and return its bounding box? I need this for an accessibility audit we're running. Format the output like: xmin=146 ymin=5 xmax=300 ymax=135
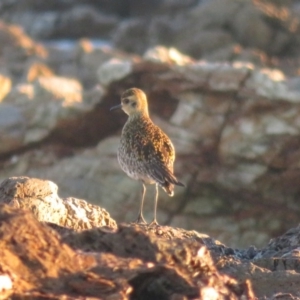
xmin=111 ymin=88 xmax=184 ymax=225
xmin=119 ymin=113 xmax=177 ymax=193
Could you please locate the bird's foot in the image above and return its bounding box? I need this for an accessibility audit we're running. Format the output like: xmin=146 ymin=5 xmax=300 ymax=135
xmin=149 ymin=219 xmax=159 ymax=227
xmin=134 ymin=214 xmax=147 ymax=224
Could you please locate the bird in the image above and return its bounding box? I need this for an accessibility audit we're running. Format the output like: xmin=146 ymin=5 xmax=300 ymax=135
xmin=110 ymin=87 xmax=184 ymax=225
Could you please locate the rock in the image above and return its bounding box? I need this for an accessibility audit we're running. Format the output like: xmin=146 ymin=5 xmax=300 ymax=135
xmin=75 ymin=40 xmax=118 ymax=87
xmin=1 ymin=3 xmax=118 ymax=40
xmin=2 ymin=2 xmax=300 ymax=297
xmin=231 ymin=2 xmax=274 ymax=51
xmin=2 ymin=0 xmax=300 ymax=65
xmin=55 ymin=5 xmax=118 ymax=39
xmin=112 ymin=19 xmax=149 ymax=54
xmin=2 ymin=178 xmax=300 ymax=298
xmin=253 ymin=225 xmax=300 ymax=272
xmin=2 ymin=2 xmax=300 ymax=254
xmin=217 ymin=225 xmax=300 ymax=298
xmin=177 ymin=29 xmax=233 ymax=58
xmin=0 ymin=176 xmax=117 ymax=229
xmin=97 ymin=58 xmax=133 ymax=86
xmin=62 ymin=224 xmax=255 ymax=299
xmin=34 ymin=76 xmax=82 ymax=101
xmin=7 ymin=11 xmax=59 ymax=40
xmin=208 ymin=62 xmax=250 ymax=91
xmin=1 ymin=76 xmax=103 ymax=150
xmin=244 ymin=68 xmax=300 ymax=102
xmin=0 ymin=202 xmax=255 ymax=299
xmin=0 ymin=20 xmax=46 ymax=57
xmin=0 ymin=20 xmax=47 ymax=81
xmin=3 ymin=56 xmax=300 ymax=248
xmin=111 ymin=0 xmax=241 ymax=56
xmin=0 ymin=104 xmax=26 ymax=153
xmin=0 ymin=73 xmax=12 ymax=101
xmin=143 ymin=46 xmax=194 ymax=65
xmin=26 ymin=61 xmax=54 ymax=82
xmin=0 ymin=204 xmax=128 ymax=299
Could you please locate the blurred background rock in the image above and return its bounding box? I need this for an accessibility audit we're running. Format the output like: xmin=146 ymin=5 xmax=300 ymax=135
xmin=1 ymin=0 xmax=300 ymax=247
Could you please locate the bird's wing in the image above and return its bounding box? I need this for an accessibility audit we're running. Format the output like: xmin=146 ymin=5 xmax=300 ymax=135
xmin=149 ymin=160 xmax=183 ymax=186
xmin=136 ymin=126 xmax=182 ymax=185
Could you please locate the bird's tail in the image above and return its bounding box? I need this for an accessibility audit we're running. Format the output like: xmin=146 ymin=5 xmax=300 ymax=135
xmin=163 ymin=180 xmax=185 ymax=197
xmin=151 ymin=163 xmax=185 ymax=196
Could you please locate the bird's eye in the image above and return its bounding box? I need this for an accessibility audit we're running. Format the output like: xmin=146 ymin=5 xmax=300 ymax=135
xmin=132 ymin=102 xmax=136 ymax=107
xmin=123 ymin=99 xmax=129 ymax=104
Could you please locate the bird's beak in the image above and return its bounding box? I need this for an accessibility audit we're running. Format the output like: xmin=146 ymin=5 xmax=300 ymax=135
xmin=110 ymin=104 xmax=122 ymax=111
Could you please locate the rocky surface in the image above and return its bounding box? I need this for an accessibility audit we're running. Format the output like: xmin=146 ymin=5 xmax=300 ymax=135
xmin=2 ymin=0 xmax=300 ymax=74
xmin=0 ymin=1 xmax=300 ymax=250
xmin=0 ymin=17 xmax=298 ymax=248
xmin=0 ymin=176 xmax=117 ymax=230
xmin=1 ymin=176 xmax=300 ymax=299
xmin=1 ymin=48 xmax=300 ymax=247
xmin=0 ymin=1 xmax=300 ymax=298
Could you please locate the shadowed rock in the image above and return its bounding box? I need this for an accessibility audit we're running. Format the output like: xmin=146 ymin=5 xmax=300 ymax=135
xmin=0 ymin=203 xmax=254 ymax=299
xmin=1 ymin=176 xmax=300 ymax=298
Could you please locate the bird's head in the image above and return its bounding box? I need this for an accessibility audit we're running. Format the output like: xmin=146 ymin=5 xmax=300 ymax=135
xmin=110 ymin=88 xmax=149 ymax=117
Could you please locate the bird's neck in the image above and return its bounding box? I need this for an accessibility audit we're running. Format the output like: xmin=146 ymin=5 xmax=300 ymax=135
xmin=128 ymin=110 xmax=149 ymax=121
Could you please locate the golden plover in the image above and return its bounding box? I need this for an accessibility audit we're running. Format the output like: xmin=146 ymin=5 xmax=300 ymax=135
xmin=110 ymin=87 xmax=184 ymax=225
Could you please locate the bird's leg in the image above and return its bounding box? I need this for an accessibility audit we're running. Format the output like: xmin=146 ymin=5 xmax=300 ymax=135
xmin=149 ymin=183 xmax=159 ymax=226
xmin=134 ymin=183 xmax=147 ymax=224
